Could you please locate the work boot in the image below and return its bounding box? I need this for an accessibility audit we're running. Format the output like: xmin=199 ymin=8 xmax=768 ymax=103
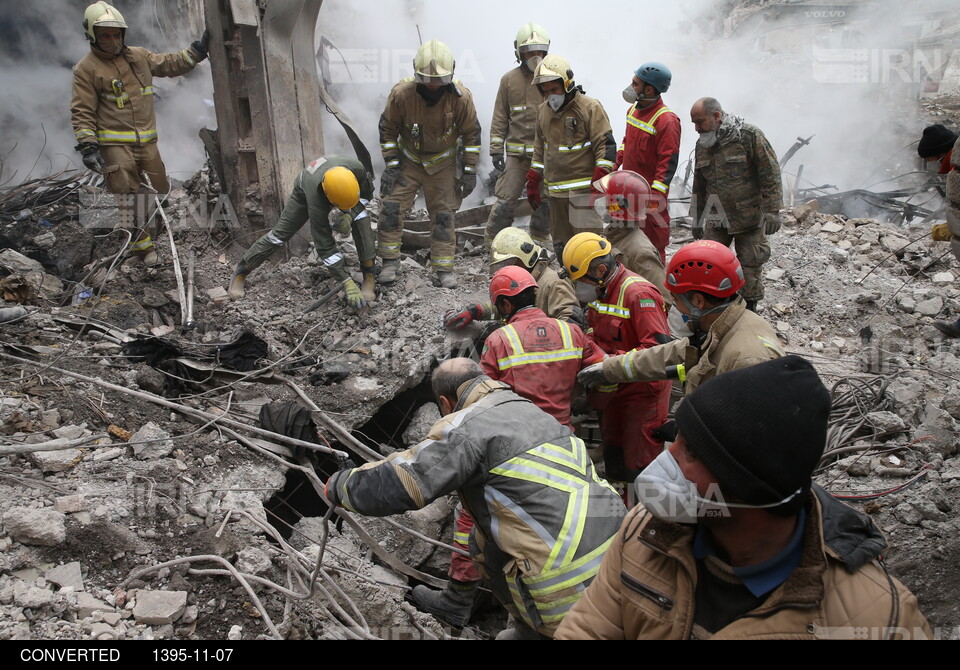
xmin=438 ymin=271 xmax=457 ymax=289
xmin=410 ymin=580 xmax=479 ymax=628
xmin=379 ymin=259 xmax=400 ymax=284
xmin=228 ymin=260 xmax=252 ymax=301
xmin=360 ymin=272 xmax=376 ymax=303
xmin=933 ymin=317 xmax=960 ymax=338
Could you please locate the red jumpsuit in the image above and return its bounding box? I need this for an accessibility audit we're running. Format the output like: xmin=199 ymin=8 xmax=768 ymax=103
xmin=448 ymin=307 xmax=602 ymax=582
xmin=615 ymin=98 xmax=681 ymax=263
xmin=585 ymin=266 xmax=671 ymax=475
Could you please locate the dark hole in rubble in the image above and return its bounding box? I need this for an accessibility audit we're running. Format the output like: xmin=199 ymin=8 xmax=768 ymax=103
xmin=352 ymin=375 xmax=437 ymax=453
xmin=265 ymin=468 xmax=332 ymax=542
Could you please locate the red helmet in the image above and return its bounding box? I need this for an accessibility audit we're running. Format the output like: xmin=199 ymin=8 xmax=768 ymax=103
xmin=490 ymin=266 xmax=538 ymax=304
xmin=665 ymin=241 xmax=745 ymax=298
xmin=593 ymin=170 xmax=652 ymax=222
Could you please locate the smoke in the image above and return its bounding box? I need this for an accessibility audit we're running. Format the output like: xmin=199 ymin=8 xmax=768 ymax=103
xmin=0 ymin=0 xmax=211 ymax=188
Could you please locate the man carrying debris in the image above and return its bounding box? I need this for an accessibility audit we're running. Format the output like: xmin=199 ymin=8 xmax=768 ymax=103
xmin=933 ymin=133 xmax=960 ymax=337
xmin=577 ymin=240 xmax=783 ymax=398
xmin=325 ymin=358 xmax=625 ymax=639
xmin=414 ymin=268 xmax=601 ymax=628
xmin=616 ymin=62 xmax=681 ymax=263
xmin=71 ymin=1 xmax=209 ymax=267
xmin=377 ymin=40 xmax=482 ymax=289
xmin=689 ymin=97 xmax=782 ymax=312
xmin=562 ymin=233 xmax=671 ymax=500
xmin=526 ymin=55 xmax=617 ymax=260
xmin=557 ymin=356 xmax=932 ymax=640
xmin=484 ymin=23 xmax=553 ymax=251
xmin=443 ymin=227 xmax=579 ymax=330
xmin=227 ymin=156 xmax=377 ymax=309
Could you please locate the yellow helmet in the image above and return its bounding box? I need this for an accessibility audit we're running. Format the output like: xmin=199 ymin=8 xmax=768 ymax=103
xmin=414 ymin=40 xmax=455 ymax=85
xmin=514 ymin=23 xmax=550 ymax=63
xmin=490 ymin=228 xmax=543 ymax=269
xmin=562 ymin=233 xmax=612 ymax=281
xmin=533 ymin=54 xmax=574 ymax=93
xmin=321 ymin=167 xmax=360 ymax=210
xmin=83 ymin=2 xmax=127 ymax=43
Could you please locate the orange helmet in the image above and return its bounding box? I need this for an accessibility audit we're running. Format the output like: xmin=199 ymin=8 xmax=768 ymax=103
xmin=594 ymin=170 xmax=652 ymax=223
xmin=490 ymin=266 xmax=538 ymax=305
xmin=665 ymin=241 xmax=744 ymax=298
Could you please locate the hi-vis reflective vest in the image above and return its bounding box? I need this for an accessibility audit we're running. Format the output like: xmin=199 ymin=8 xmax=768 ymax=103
xmin=378 ymin=79 xmax=482 ymax=176
xmin=489 ymin=66 xmax=544 ymax=158
xmin=480 ymin=307 xmax=601 ymax=427
xmin=71 ymin=45 xmax=200 ymax=146
xmin=615 ymin=97 xmax=681 ymax=197
xmin=327 ymin=377 xmax=626 ymax=638
xmin=531 ymin=92 xmax=616 ymax=198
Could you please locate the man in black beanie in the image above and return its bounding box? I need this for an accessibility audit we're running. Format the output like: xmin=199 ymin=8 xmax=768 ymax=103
xmin=918 ymin=124 xmax=957 ymax=175
xmin=557 ymin=356 xmax=932 ymax=639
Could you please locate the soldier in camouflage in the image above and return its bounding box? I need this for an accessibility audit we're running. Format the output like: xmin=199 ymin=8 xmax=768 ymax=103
xmin=689 ymin=97 xmax=782 ymax=311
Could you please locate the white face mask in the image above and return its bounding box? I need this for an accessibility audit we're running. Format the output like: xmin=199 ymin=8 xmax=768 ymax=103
xmin=697 ymin=131 xmax=718 ymax=149
xmin=548 ymin=94 xmax=566 ymax=112
xmin=525 ymin=55 xmax=544 ymax=72
xmin=622 ymin=86 xmax=639 ymax=104
xmin=634 ymin=449 xmax=802 ymax=524
xmin=575 ymin=281 xmax=598 ymax=304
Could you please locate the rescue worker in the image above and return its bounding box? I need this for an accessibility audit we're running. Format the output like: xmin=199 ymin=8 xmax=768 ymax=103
xmin=578 ymin=240 xmax=783 ymax=399
xmin=325 ymin=358 xmax=625 ymax=639
xmin=615 ymin=62 xmax=681 ymax=263
xmin=933 ymin=134 xmax=960 ymax=337
xmin=557 ymin=356 xmax=932 ymax=640
xmin=378 ymin=40 xmax=482 ymax=289
xmin=71 ymin=2 xmax=209 ymax=266
xmin=226 ymin=156 xmax=376 ymax=309
xmin=690 ymin=97 xmax=783 ymax=312
xmin=414 ymin=268 xmax=602 ymax=628
xmin=526 ymin=55 xmax=616 ymax=260
xmin=562 ymin=233 xmax=671 ymax=500
xmin=443 ymin=227 xmax=579 ymax=329
xmin=592 ymin=171 xmax=668 ymax=304
xmin=918 ymin=123 xmax=957 ymax=175
xmin=484 ymin=23 xmax=552 ymax=250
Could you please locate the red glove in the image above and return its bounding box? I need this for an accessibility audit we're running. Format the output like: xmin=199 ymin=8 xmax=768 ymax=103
xmin=526 ymin=169 xmax=542 ymax=210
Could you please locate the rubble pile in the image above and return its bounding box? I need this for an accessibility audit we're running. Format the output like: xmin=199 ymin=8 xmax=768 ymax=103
xmin=0 ymin=169 xmax=959 ymax=638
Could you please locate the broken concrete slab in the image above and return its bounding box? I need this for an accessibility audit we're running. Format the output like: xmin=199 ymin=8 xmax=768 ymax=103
xmin=13 ymin=582 xmax=55 ymax=609
xmin=2 ymin=508 xmax=66 ymax=547
xmin=46 ymin=562 xmax=84 ymax=591
xmin=130 ymin=422 xmax=174 ymax=460
xmin=75 ymin=592 xmax=113 ymax=618
xmin=0 ymin=249 xmax=45 ymax=274
xmin=235 ymin=547 xmax=272 ymax=576
xmin=133 ymin=590 xmax=188 ymax=625
xmin=28 ymin=444 xmax=85 ymax=474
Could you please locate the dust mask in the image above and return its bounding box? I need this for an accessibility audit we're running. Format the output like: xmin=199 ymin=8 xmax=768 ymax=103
xmin=548 ymin=94 xmax=566 ymax=112
xmin=622 ymin=86 xmax=639 ymax=104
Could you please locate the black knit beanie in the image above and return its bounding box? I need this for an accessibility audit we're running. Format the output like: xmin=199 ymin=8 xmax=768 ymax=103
xmin=918 ymin=124 xmax=958 ymax=158
xmin=675 ymin=356 xmax=830 ymax=511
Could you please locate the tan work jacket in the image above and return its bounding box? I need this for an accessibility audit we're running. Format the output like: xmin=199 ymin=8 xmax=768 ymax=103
xmin=531 ymin=91 xmax=616 ymax=198
xmin=489 ymin=66 xmax=543 ymax=158
xmin=378 ymin=80 xmax=481 ymax=176
xmin=71 ymin=44 xmax=200 ymax=146
xmin=533 ymin=262 xmax=578 ymax=323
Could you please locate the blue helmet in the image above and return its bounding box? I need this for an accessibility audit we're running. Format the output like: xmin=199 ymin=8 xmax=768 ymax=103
xmin=635 ymin=62 xmax=672 ymax=94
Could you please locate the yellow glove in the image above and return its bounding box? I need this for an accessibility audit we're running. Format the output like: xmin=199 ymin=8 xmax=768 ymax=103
xmin=932 ymin=223 xmax=952 ymax=242
xmin=333 ymin=210 xmax=354 ymax=236
xmin=342 ymin=279 xmax=365 ymax=309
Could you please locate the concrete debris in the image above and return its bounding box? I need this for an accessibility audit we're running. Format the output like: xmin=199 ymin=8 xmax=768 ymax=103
xmin=130 ymin=422 xmax=174 ymax=461
xmin=2 ymin=508 xmax=66 ymax=547
xmin=235 ymin=547 xmax=272 ymax=576
xmin=0 ymin=249 xmax=45 ymax=274
xmin=45 ymin=562 xmax=84 ymax=592
xmin=132 ymin=590 xmax=188 ymax=626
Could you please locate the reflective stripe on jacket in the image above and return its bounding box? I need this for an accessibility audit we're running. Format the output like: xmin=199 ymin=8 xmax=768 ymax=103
xmin=615 ymin=98 xmax=681 ymax=196
xmin=489 ymin=66 xmax=544 ymax=157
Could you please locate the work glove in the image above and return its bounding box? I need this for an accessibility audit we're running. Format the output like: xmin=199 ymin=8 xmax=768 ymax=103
xmin=443 ymin=303 xmax=486 ymax=330
xmin=77 ymin=143 xmax=105 ymax=174
xmin=651 ymin=420 xmax=678 ymax=443
xmin=577 ymin=362 xmax=609 ymax=390
xmin=324 ymin=471 xmax=344 ymax=507
xmin=457 ymin=173 xmax=478 ymax=199
xmin=332 ymin=210 xmax=353 ymax=235
xmin=380 ymin=166 xmax=404 ymax=198
xmin=692 ymin=224 xmax=705 ymax=241
xmin=763 ymin=212 xmax=781 ymax=235
xmin=525 ymin=169 xmax=542 ymax=210
xmin=932 ymin=222 xmax=952 ymax=241
xmin=591 ymin=167 xmax=609 ymax=194
xmin=191 ymin=29 xmax=210 ymax=62
xmin=342 ymin=278 xmax=366 ymax=310
xmin=492 ymin=154 xmax=505 ymax=172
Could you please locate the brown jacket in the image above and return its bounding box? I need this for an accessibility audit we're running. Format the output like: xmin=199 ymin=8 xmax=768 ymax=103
xmin=531 ymin=91 xmax=616 ymax=198
xmin=378 ymin=79 xmax=481 ymax=176
xmin=602 ymin=297 xmax=782 ymax=393
xmin=489 ymin=66 xmax=543 ymax=158
xmin=556 ymin=487 xmax=932 ymax=640
xmin=533 ymin=262 xmax=578 ymax=323
xmin=71 ymin=44 xmax=200 ymax=146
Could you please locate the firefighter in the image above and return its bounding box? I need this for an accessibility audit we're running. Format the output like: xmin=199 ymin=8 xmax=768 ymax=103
xmin=526 ymin=55 xmax=616 ymax=260
xmin=578 ymin=240 xmax=784 ymax=398
xmin=615 ymin=62 xmax=680 ymax=263
xmin=415 ymin=267 xmax=601 ymax=628
xmin=562 ymin=232 xmax=671 ymax=502
xmin=226 ymin=156 xmax=377 ymax=309
xmin=592 ymin=171 xmax=668 ymax=304
xmin=71 ymin=2 xmax=209 ymax=266
xmin=377 ymin=40 xmax=482 ymax=289
xmin=443 ymin=227 xmax=580 ymax=329
xmin=484 ymin=23 xmax=552 ymax=250
xmin=326 ymin=358 xmax=625 ymax=639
